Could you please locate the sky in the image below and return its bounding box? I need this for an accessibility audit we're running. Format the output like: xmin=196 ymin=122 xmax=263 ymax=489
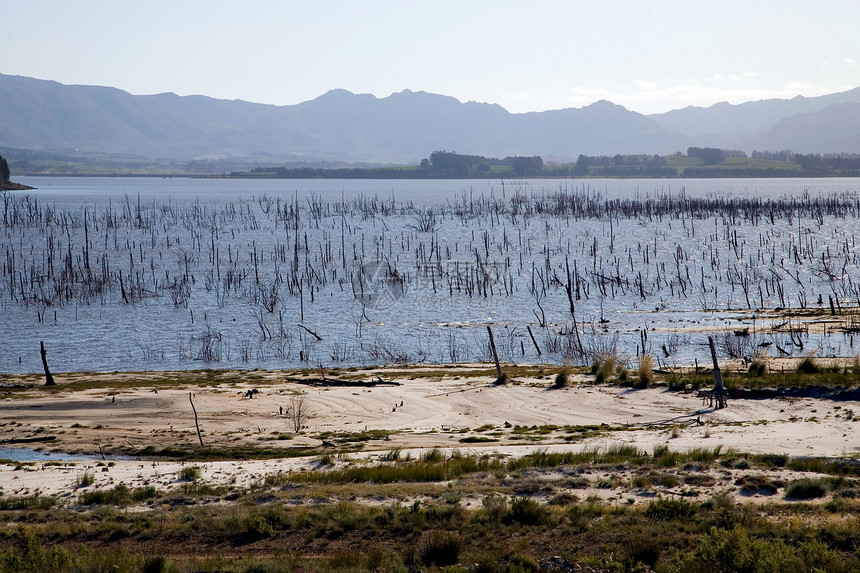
xmin=3 ymin=0 xmax=859 ymax=115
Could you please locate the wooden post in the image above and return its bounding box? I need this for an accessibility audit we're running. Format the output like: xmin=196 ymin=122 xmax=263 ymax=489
xmin=40 ymin=341 xmax=55 ymax=386
xmin=189 ymin=393 xmax=204 ymax=447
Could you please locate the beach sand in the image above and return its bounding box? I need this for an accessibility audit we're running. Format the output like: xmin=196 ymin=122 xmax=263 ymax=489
xmin=1 ymin=364 xmax=858 ymax=501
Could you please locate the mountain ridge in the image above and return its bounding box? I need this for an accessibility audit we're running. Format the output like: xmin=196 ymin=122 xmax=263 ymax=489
xmin=1 ymin=73 xmax=859 ymax=163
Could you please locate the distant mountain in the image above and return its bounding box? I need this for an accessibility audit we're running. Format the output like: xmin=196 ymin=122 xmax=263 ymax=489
xmin=648 ymin=88 xmax=860 ymax=139
xmin=744 ymin=103 xmax=860 ymax=153
xmin=1 ymin=73 xmax=859 ymax=163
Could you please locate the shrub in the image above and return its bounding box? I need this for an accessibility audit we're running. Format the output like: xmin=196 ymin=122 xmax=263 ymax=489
xmin=688 ymin=445 xmax=723 ymax=465
xmin=553 ymin=367 xmax=572 ymax=388
xmin=508 ymin=554 xmax=539 ymax=572
xmin=77 ymin=471 xmax=95 ymax=487
xmin=179 ymin=466 xmax=201 ymax=481
xmin=654 ymin=444 xmax=679 ymax=467
xmin=785 ymin=478 xmax=828 ymax=499
xmin=459 ymin=436 xmax=498 ymax=443
xmin=644 ymin=497 xmax=697 ymax=521
xmin=509 ymin=497 xmax=549 ymax=525
xmin=247 ymin=513 xmax=275 ymax=539
xmin=417 ymin=530 xmax=462 ymax=566
xmin=747 ymin=350 xmax=770 ymax=377
xmin=142 ymin=555 xmax=171 ymax=573
xmin=796 ymin=353 xmax=822 ymax=374
xmin=757 ymin=453 xmax=788 ymax=467
xmin=637 ymin=354 xmax=655 ymax=387
xmin=422 ymin=448 xmax=444 ymax=462
xmin=382 ymin=448 xmax=401 ymax=461
xmin=593 ymin=353 xmax=618 ymax=384
xmin=80 ymin=483 xmax=130 ymax=505
xmin=482 ymin=493 xmax=508 ymax=522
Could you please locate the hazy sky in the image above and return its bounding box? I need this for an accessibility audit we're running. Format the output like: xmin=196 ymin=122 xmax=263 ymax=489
xmin=3 ymin=0 xmax=858 ymax=115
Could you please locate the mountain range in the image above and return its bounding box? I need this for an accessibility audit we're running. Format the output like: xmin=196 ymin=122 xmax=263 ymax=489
xmin=1 ymin=73 xmax=859 ymax=164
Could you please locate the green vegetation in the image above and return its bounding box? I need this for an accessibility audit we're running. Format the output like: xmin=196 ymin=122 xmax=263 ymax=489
xmin=3 ymin=446 xmax=860 ymax=571
xmin=178 ymin=466 xmax=202 ymax=481
xmin=553 ymin=367 xmax=572 ymax=388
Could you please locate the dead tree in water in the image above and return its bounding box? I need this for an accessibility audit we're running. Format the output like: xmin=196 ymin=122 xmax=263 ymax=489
xmin=487 ymin=326 xmax=506 ymax=384
xmin=40 ymin=341 xmax=55 ymax=386
xmin=189 ymin=393 xmax=204 ymax=447
xmin=698 ymin=336 xmax=728 ymax=409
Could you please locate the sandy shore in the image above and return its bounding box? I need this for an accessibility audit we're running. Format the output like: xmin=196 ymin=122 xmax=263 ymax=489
xmin=1 ymin=364 xmax=858 ymax=500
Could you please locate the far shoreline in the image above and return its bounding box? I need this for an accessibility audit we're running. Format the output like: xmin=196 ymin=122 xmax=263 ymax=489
xmin=0 ymin=180 xmax=34 ymax=190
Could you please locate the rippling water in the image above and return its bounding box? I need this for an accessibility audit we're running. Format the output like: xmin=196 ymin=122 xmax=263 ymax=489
xmin=3 ymin=176 xmax=860 ymax=375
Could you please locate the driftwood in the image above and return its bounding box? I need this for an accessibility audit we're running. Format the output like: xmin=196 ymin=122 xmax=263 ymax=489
xmin=1 ymin=435 xmax=57 ymax=444
xmin=286 ymin=377 xmax=400 ymax=387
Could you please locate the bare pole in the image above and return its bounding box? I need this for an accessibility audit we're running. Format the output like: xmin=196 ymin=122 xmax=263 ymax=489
xmin=189 ymin=392 xmax=204 ymax=447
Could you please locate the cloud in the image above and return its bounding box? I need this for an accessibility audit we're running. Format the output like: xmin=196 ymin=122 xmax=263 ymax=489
xmin=845 ymin=58 xmax=855 ymax=68
xmin=707 ymin=72 xmax=754 ymax=83
xmin=502 ymin=91 xmax=532 ymax=102
xmin=632 ymin=80 xmax=656 ymax=90
xmin=782 ymin=81 xmax=819 ymax=91
xmin=568 ymin=86 xmax=610 ymax=97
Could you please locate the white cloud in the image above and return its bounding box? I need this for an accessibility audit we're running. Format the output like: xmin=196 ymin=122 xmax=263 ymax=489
xmin=502 ymin=91 xmax=532 ymax=102
xmin=632 ymin=80 xmax=656 ymax=90
xmin=568 ymin=86 xmax=610 ymax=97
xmin=845 ymin=58 xmax=855 ymax=68
xmin=783 ymin=81 xmax=818 ymax=91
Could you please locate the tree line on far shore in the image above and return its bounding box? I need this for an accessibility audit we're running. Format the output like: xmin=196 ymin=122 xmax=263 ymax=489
xmin=234 ymin=148 xmax=860 ymax=180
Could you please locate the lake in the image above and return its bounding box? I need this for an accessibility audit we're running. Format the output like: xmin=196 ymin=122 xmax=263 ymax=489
xmin=3 ymin=176 xmax=860 ymax=375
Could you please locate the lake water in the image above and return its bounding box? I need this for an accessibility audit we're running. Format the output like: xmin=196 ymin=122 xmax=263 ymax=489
xmin=0 ymin=446 xmax=102 ymax=461
xmin=3 ymin=176 xmax=860 ymax=375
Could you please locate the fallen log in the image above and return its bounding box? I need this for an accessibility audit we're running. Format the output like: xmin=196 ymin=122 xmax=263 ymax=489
xmin=286 ymin=377 xmax=400 ymax=387
xmin=1 ymin=435 xmax=57 ymax=444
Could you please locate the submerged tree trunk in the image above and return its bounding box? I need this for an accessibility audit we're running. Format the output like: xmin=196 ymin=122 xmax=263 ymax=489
xmin=40 ymin=341 xmax=55 ymax=386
